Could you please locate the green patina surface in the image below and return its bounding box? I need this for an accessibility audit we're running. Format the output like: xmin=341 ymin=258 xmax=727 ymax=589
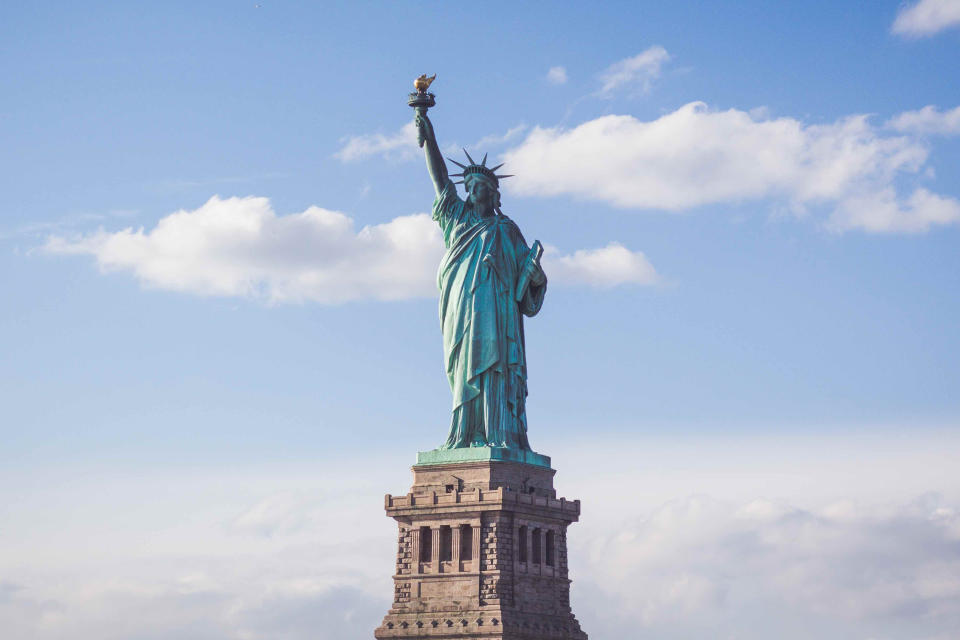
xmin=412 ymin=80 xmax=550 ymax=460
xmin=415 ymin=446 xmax=552 ymax=468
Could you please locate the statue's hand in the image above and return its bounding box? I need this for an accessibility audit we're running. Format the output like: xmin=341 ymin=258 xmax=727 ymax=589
xmin=516 ymin=240 xmax=545 ymax=301
xmin=522 ymin=257 xmax=546 ymax=286
xmin=529 ymin=262 xmax=546 ymax=286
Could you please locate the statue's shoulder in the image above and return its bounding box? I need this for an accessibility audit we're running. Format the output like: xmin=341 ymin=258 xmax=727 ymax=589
xmin=433 ymin=180 xmax=465 ymax=221
xmin=496 ymin=213 xmax=526 ymax=239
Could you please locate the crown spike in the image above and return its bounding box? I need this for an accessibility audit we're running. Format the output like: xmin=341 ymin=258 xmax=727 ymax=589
xmin=463 ymin=148 xmax=476 ymax=165
xmin=481 ymin=152 xmax=488 ymax=167
xmin=495 ymin=174 xmax=514 ymax=179
xmin=490 ymin=163 xmax=505 ymax=172
xmin=446 ymin=157 xmax=467 ymax=169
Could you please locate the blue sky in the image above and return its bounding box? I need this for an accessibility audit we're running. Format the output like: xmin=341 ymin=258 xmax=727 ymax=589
xmin=2 ymin=2 xmax=960 ymax=639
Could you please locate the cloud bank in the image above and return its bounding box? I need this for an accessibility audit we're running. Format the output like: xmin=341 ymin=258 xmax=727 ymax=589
xmin=3 ymin=440 xmax=960 ymax=640
xmin=892 ymin=0 xmax=960 ymax=37
xmin=45 ymin=196 xmax=656 ymax=302
xmin=579 ymin=493 xmax=960 ymax=640
xmin=7 ymin=497 xmax=957 ymax=640
xmin=502 ymin=101 xmax=960 ymax=233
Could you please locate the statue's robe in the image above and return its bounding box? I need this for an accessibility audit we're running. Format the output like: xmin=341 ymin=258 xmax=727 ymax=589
xmin=432 ymin=180 xmax=547 ymax=450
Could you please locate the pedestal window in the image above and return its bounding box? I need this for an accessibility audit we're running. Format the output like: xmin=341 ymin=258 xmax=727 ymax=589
xmin=419 ymin=526 xmax=431 ymax=564
xmin=439 ymin=525 xmax=452 ymax=562
xmin=459 ymin=524 xmax=473 ymax=561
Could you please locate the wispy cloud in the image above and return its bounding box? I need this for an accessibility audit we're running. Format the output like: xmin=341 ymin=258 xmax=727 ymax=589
xmin=472 ymin=124 xmax=529 ymax=151
xmin=1 ymin=210 xmax=137 ymax=242
xmin=502 ymin=101 xmax=960 ymax=233
xmin=340 ymin=121 xmax=526 ymax=165
xmin=886 ymin=105 xmax=960 ymax=136
xmin=892 ymin=0 xmax=960 ymax=37
xmin=335 ymin=121 xmax=418 ymax=162
xmin=231 ymin=492 xmax=322 ymax=537
xmin=598 ymin=46 xmax=671 ymax=97
xmin=44 ymin=196 xmax=657 ymax=303
xmin=547 ymin=66 xmax=568 ymax=85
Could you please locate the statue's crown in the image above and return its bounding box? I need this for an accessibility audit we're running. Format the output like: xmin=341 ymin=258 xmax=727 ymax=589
xmin=448 ymin=149 xmax=513 ymax=187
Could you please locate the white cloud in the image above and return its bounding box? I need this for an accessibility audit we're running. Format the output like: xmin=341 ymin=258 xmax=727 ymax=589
xmin=45 ymin=196 xmax=444 ymax=304
xmin=45 ymin=196 xmax=655 ymax=303
xmin=502 ymin=101 xmax=960 ymax=233
xmin=335 ymin=121 xmax=418 ymax=162
xmin=887 ymin=105 xmax=960 ymax=136
xmin=598 ymin=46 xmax=670 ymax=96
xmin=892 ymin=0 xmax=960 ymax=37
xmin=543 ymin=242 xmax=658 ymax=287
xmin=547 ymin=65 xmax=568 ymax=85
xmin=828 ymin=187 xmax=960 ymax=233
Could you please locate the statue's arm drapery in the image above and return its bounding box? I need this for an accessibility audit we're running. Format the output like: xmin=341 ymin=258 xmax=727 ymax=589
xmin=431 ymin=179 xmax=465 ymax=249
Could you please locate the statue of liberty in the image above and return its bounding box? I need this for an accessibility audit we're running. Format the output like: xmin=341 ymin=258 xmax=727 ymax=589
xmin=410 ymin=77 xmax=548 ymax=462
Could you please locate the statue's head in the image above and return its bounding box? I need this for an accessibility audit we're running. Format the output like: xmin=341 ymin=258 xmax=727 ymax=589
xmin=464 ymin=174 xmax=500 ymax=214
xmin=447 ymin=149 xmax=512 ymax=214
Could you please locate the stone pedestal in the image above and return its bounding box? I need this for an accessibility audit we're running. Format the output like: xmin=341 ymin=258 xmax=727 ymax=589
xmin=374 ymin=459 xmax=587 ymax=639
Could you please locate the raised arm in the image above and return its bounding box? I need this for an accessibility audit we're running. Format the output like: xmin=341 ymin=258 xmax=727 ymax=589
xmin=415 ymin=110 xmax=448 ymax=196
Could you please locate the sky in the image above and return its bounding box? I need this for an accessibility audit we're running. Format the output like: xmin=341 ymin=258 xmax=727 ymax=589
xmin=1 ymin=1 xmax=960 ymax=639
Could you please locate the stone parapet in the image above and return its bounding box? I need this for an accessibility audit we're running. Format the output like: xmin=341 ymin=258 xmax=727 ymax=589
xmin=384 ymin=487 xmax=580 ymax=521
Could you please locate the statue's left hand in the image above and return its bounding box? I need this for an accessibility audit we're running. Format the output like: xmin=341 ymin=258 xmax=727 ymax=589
xmin=531 ymin=265 xmax=546 ymax=286
xmin=525 ymin=241 xmax=545 ymax=286
xmin=520 ymin=253 xmax=545 ymax=285
xmin=528 ymin=259 xmax=546 ymax=286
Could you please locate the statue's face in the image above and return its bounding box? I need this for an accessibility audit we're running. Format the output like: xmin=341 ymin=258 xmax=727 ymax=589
xmin=466 ymin=176 xmax=499 ymax=214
